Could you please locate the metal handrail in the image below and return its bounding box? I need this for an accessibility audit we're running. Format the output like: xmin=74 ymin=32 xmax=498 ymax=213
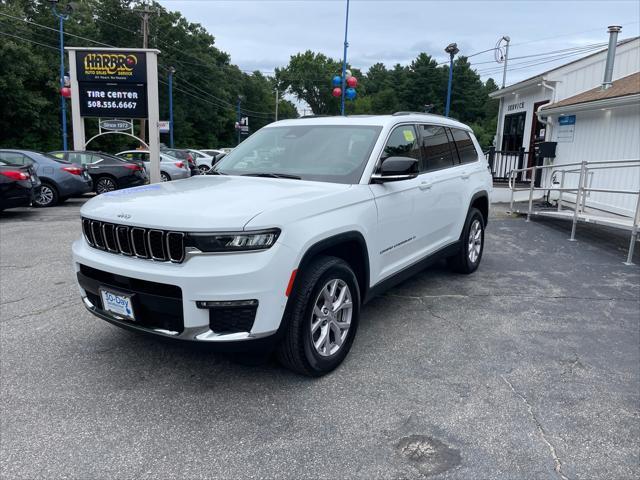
xmin=507 ymin=159 xmax=640 ymax=265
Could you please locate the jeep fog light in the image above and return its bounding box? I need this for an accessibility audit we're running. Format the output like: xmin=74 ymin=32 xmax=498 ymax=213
xmin=187 ymin=229 xmax=280 ymax=252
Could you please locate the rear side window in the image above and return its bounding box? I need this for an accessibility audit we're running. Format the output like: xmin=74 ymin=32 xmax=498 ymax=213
xmin=419 ymin=125 xmax=455 ymax=172
xmin=450 ymin=128 xmax=478 ymax=164
xmin=0 ymin=152 xmax=27 ymax=165
xmin=382 ymin=125 xmax=420 ymax=161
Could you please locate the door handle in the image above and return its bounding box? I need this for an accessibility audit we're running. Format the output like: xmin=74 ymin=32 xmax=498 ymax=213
xmin=419 ymin=182 xmax=432 ymax=191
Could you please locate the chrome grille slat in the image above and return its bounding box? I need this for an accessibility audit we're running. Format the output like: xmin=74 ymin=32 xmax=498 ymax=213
xmin=81 ymin=218 xmax=185 ymax=263
xmin=148 ymin=230 xmax=166 ymax=261
xmin=116 ymin=226 xmax=133 ymax=255
xmin=91 ymin=220 xmax=106 ymax=250
xmin=166 ymin=232 xmax=185 ymax=263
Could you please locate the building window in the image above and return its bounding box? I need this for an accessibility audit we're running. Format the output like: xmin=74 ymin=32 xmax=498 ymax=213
xmin=501 ymin=112 xmax=526 ymax=152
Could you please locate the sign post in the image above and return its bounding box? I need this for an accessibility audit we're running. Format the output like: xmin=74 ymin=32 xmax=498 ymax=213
xmin=67 ymin=47 xmax=162 ymax=183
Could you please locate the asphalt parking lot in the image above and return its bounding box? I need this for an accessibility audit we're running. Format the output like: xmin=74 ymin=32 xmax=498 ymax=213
xmin=1 ymin=199 xmax=638 ymax=479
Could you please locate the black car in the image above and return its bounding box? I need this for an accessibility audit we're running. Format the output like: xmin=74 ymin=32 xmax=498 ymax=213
xmin=49 ymin=151 xmax=148 ymax=194
xmin=0 ymin=160 xmax=41 ymax=211
xmin=160 ymin=148 xmax=200 ymax=176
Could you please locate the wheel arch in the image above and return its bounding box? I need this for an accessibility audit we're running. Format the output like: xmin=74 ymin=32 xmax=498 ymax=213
xmin=469 ymin=190 xmax=489 ymax=227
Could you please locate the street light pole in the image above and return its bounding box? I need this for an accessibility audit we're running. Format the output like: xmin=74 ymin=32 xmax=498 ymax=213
xmin=501 ymin=36 xmax=511 ymax=89
xmin=168 ymin=66 xmax=175 ymax=148
xmin=48 ymin=0 xmax=72 ymax=150
xmin=444 ymin=42 xmax=459 ymax=117
xmin=340 ymin=0 xmax=350 ymax=116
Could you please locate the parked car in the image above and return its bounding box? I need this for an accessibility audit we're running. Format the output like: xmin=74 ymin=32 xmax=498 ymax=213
xmin=0 ymin=160 xmax=41 ymax=211
xmin=115 ymin=150 xmax=190 ymax=182
xmin=73 ymin=113 xmax=490 ymax=376
xmin=0 ymin=150 xmax=92 ymax=207
xmin=200 ymin=149 xmax=223 ymax=158
xmin=184 ymin=149 xmax=216 ymax=173
xmin=160 ymin=148 xmax=200 ymax=176
xmin=49 ymin=150 xmax=148 ymax=194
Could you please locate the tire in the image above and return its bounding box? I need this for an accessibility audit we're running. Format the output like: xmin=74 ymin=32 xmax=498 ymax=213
xmin=447 ymin=207 xmax=485 ymax=274
xmin=198 ymin=164 xmax=210 ymax=174
xmin=277 ymin=256 xmax=360 ymax=376
xmin=95 ymin=176 xmax=118 ymax=194
xmin=160 ymin=172 xmax=171 ymax=182
xmin=33 ymin=182 xmax=58 ymax=208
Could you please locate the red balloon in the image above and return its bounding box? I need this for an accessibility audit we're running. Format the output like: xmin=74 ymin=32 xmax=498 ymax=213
xmin=332 ymin=87 xmax=342 ymax=97
xmin=60 ymin=87 xmax=71 ymax=98
xmin=347 ymin=76 xmax=358 ymax=88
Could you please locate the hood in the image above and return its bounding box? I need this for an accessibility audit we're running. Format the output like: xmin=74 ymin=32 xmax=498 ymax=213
xmin=80 ymin=175 xmax=351 ymax=231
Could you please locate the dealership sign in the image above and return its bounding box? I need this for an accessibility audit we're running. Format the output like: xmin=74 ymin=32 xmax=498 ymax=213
xmin=76 ymin=51 xmax=147 ymax=83
xmin=99 ymin=119 xmax=133 ymax=131
xmin=79 ymin=83 xmax=147 ymax=118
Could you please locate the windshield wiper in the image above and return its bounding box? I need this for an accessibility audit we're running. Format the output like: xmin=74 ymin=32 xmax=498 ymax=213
xmin=242 ymin=172 xmax=301 ymax=180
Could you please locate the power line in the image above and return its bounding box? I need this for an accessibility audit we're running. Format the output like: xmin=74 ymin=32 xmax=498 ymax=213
xmin=0 ymin=30 xmax=59 ymax=51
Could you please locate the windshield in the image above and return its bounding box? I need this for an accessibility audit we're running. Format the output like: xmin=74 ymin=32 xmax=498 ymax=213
xmin=214 ymin=125 xmax=382 ymax=184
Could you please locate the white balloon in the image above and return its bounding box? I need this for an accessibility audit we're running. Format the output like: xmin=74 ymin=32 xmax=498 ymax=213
xmin=345 ymin=69 xmax=352 ymax=79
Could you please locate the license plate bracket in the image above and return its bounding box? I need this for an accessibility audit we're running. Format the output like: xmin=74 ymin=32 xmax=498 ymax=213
xmin=99 ymin=287 xmax=135 ymax=321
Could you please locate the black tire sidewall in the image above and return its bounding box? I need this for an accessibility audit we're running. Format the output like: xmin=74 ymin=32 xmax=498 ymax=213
xmin=299 ymin=261 xmax=360 ymax=375
xmin=161 ymin=172 xmax=170 ymax=182
xmin=462 ymin=208 xmax=485 ymax=272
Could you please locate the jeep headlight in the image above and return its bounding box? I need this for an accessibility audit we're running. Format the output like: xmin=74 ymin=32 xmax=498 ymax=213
xmin=186 ymin=229 xmax=280 ymax=252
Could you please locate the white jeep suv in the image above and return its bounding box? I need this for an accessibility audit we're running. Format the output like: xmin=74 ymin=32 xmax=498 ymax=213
xmin=73 ymin=113 xmax=491 ymax=376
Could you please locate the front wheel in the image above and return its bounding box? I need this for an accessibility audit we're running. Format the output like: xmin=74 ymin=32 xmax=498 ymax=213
xmin=277 ymin=256 xmax=360 ymax=376
xmin=198 ymin=164 xmax=210 ymax=174
xmin=447 ymin=207 xmax=485 ymax=274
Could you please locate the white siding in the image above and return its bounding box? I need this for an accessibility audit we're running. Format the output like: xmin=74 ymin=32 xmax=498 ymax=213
xmin=545 ymin=104 xmax=640 ymax=216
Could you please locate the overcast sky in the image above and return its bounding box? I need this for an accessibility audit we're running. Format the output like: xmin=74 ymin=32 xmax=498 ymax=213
xmin=157 ymin=0 xmax=639 ymax=86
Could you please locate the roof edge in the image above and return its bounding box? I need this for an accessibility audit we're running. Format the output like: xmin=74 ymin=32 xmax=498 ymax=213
xmin=539 ymin=93 xmax=640 ymax=115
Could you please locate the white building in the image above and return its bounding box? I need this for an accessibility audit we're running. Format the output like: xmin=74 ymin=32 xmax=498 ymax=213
xmin=489 ymin=33 xmax=639 ymax=217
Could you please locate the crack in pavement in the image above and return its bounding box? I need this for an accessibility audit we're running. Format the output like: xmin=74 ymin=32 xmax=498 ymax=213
xmin=384 ymin=292 xmax=638 ymax=302
xmin=501 ymin=374 xmax=570 ymax=480
xmin=1 ymin=297 xmax=77 ymax=323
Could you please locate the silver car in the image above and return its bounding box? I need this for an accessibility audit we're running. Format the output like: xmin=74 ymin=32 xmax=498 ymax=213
xmin=116 ymin=150 xmax=191 ymax=182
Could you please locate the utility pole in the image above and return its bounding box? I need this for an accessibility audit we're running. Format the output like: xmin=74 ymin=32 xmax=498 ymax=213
xmin=236 ymin=96 xmax=242 ymax=146
xmin=168 ymin=66 xmax=175 ymax=148
xmin=135 ymin=2 xmax=154 ymax=144
xmin=501 ymin=36 xmax=511 ymax=89
xmin=444 ymin=43 xmax=459 ymax=117
xmin=275 ymin=89 xmax=279 ymax=122
xmin=47 ymin=0 xmax=72 ymax=151
xmin=340 ymin=0 xmax=351 ymax=116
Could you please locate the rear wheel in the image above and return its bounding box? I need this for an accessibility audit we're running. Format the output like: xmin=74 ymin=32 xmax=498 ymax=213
xmin=95 ymin=176 xmax=118 ymax=194
xmin=33 ymin=182 xmax=58 ymax=208
xmin=447 ymin=207 xmax=485 ymax=274
xmin=198 ymin=164 xmax=210 ymax=174
xmin=277 ymin=256 xmax=360 ymax=376
xmin=160 ymin=172 xmax=170 ymax=182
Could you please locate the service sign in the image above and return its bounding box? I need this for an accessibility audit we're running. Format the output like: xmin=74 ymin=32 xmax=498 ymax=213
xmin=100 ymin=119 xmax=132 ymax=131
xmin=79 ymin=83 xmax=148 ymax=118
xmin=76 ymin=51 xmax=147 ymax=83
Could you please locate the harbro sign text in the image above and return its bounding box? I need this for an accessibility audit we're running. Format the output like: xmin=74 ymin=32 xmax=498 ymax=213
xmin=76 ymin=51 xmax=147 ymax=83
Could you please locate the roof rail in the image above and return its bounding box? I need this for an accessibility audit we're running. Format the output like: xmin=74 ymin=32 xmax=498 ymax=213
xmin=392 ymin=111 xmax=450 ymax=119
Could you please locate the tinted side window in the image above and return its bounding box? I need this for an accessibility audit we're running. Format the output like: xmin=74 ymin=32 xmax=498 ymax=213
xmin=0 ymin=152 xmax=27 ymax=165
xmin=450 ymin=129 xmax=478 ymax=164
xmin=381 ymin=125 xmax=420 ymax=161
xmin=420 ymin=125 xmax=455 ymax=172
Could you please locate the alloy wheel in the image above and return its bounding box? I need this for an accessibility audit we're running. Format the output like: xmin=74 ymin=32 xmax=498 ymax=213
xmin=468 ymin=219 xmax=482 ymax=264
xmin=96 ymin=177 xmax=117 ymax=194
xmin=198 ymin=165 xmax=210 ymax=174
xmin=35 ymin=185 xmax=54 ymax=206
xmin=310 ymin=279 xmax=353 ymax=357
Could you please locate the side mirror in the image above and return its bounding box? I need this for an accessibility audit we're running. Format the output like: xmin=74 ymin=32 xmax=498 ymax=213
xmin=371 ymin=156 xmax=418 ymax=183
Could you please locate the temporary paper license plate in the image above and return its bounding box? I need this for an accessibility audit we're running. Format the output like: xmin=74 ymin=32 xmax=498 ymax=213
xmin=100 ymin=288 xmax=135 ymax=321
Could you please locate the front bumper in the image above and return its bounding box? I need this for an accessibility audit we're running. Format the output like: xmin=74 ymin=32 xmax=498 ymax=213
xmin=73 ymin=238 xmax=298 ymax=343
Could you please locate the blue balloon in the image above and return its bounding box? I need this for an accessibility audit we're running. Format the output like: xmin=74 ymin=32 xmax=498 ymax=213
xmin=332 ymin=75 xmax=342 ymax=87
xmin=346 ymin=87 xmax=357 ymax=100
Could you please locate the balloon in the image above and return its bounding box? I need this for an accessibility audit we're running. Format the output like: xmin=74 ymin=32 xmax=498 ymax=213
xmin=332 ymin=87 xmax=342 ymax=97
xmin=332 ymin=75 xmax=342 ymax=87
xmin=346 ymin=87 xmax=357 ymax=100
xmin=345 ymin=69 xmax=352 ymax=79
xmin=60 ymin=87 xmax=71 ymax=98
xmin=347 ymin=76 xmax=358 ymax=88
